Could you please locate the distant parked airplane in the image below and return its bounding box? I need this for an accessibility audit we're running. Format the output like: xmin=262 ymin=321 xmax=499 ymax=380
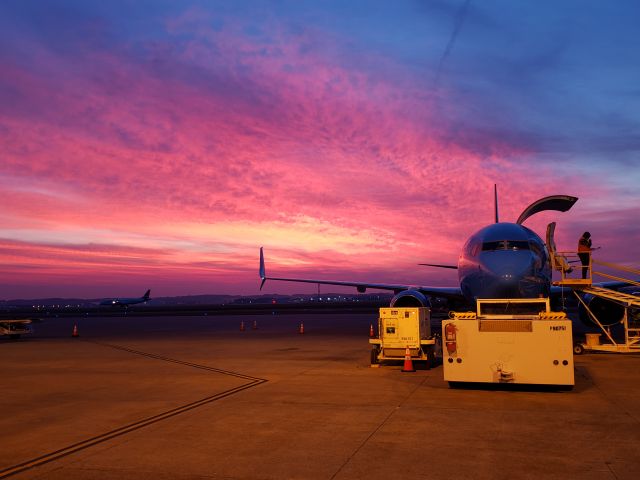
xmin=100 ymin=289 xmax=151 ymax=306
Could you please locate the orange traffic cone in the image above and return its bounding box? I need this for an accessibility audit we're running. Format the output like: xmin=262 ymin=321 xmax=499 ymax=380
xmin=72 ymin=323 xmax=79 ymax=338
xmin=299 ymin=321 xmax=305 ymax=334
xmin=252 ymin=320 xmax=258 ymax=330
xmin=240 ymin=321 xmax=245 ymax=332
xmin=369 ymin=323 xmax=375 ymax=338
xmin=401 ymin=346 xmax=415 ymax=372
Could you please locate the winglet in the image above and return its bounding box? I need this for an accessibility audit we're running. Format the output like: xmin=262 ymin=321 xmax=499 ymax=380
xmin=259 ymin=247 xmax=266 ymax=290
xmin=494 ymin=184 xmax=499 ymax=223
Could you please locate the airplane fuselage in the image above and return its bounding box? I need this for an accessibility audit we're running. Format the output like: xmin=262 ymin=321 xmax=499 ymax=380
xmin=100 ymin=298 xmax=144 ymax=306
xmin=99 ymin=290 xmax=151 ymax=306
xmin=458 ymin=222 xmax=550 ymax=302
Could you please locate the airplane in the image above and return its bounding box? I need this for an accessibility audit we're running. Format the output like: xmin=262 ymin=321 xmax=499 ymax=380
xmin=99 ymin=289 xmax=151 ymax=306
xmin=259 ymin=188 xmax=628 ymax=327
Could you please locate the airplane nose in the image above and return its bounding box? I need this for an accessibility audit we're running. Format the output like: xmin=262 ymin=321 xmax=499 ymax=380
xmin=482 ymin=253 xmax=537 ymax=297
xmin=496 ymin=273 xmax=521 ymax=296
xmin=486 ymin=255 xmax=534 ymax=278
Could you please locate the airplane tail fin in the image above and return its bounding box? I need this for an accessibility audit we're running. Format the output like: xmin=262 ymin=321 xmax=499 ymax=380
xmin=259 ymin=247 xmax=267 ymax=290
xmin=494 ymin=184 xmax=499 ymax=223
xmin=143 ymin=289 xmax=151 ymax=300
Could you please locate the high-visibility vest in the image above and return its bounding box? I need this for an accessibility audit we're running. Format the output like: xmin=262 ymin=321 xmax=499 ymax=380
xmin=578 ymin=237 xmax=591 ymax=252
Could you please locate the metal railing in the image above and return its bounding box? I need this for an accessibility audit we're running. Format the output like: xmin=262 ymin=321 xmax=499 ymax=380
xmin=592 ymin=259 xmax=640 ymax=288
xmin=551 ymin=251 xmax=592 ymax=285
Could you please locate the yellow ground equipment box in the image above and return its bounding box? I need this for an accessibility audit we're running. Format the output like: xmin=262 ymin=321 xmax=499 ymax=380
xmin=0 ymin=319 xmax=34 ymax=339
xmin=369 ymin=307 xmax=439 ymax=367
xmin=442 ymin=298 xmax=574 ymax=388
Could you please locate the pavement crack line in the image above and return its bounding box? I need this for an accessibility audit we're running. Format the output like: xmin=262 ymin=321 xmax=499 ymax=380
xmin=605 ymin=461 xmax=619 ymax=479
xmin=590 ymin=376 xmax=640 ymax=425
xmin=0 ymin=341 xmax=268 ymax=480
xmin=329 ymin=375 xmax=428 ymax=480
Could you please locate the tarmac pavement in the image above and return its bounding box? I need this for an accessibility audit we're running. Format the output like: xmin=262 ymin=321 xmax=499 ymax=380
xmin=1 ymin=313 xmax=640 ymax=479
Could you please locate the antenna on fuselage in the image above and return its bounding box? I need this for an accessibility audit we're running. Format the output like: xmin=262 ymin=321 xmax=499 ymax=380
xmin=494 ymin=184 xmax=499 ymax=223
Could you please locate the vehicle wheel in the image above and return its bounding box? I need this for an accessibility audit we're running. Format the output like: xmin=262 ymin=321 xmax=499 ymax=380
xmin=557 ymin=384 xmax=574 ymax=392
xmin=370 ymin=348 xmax=379 ymax=365
xmin=433 ymin=335 xmax=443 ymax=361
xmin=9 ymin=334 xmax=20 ymax=339
xmin=573 ymin=343 xmax=585 ymax=355
xmin=424 ymin=347 xmax=434 ymax=370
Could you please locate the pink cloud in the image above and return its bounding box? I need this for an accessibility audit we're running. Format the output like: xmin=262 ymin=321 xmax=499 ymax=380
xmin=0 ymin=11 xmax=636 ymax=298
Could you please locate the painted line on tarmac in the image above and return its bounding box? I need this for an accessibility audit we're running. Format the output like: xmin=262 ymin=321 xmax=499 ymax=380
xmin=0 ymin=342 xmax=267 ymax=479
xmin=91 ymin=340 xmax=264 ymax=381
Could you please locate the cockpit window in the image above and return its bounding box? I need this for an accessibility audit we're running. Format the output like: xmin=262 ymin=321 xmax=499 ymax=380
xmin=466 ymin=240 xmax=481 ymax=256
xmin=482 ymin=240 xmax=530 ymax=251
xmin=529 ymin=240 xmax=543 ymax=256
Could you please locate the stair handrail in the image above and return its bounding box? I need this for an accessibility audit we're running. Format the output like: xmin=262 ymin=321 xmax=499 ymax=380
xmin=590 ymin=272 xmax=640 ymax=288
xmin=592 ymin=259 xmax=640 ymax=277
xmin=591 ymin=258 xmax=640 ymax=288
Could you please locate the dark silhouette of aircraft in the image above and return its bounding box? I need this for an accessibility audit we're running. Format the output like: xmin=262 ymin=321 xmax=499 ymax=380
xmin=100 ymin=289 xmax=151 ymax=306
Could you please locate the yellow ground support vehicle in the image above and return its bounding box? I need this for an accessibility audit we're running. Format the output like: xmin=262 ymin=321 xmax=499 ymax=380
xmin=369 ymin=307 xmax=439 ymax=368
xmin=442 ymin=298 xmax=574 ymax=388
xmin=0 ymin=319 xmax=34 ymax=339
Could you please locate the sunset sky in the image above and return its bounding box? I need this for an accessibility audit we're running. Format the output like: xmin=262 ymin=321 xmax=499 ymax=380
xmin=1 ymin=0 xmax=639 ymax=299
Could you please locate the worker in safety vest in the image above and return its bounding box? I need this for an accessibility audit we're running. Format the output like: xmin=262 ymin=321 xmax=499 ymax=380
xmin=577 ymin=231 xmax=592 ymax=279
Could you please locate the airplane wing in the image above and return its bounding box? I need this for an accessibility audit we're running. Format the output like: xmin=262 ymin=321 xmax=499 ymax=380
xmin=418 ymin=263 xmax=458 ymax=269
xmin=259 ymin=248 xmax=462 ymax=299
xmin=551 ymin=281 xmax=637 ymax=296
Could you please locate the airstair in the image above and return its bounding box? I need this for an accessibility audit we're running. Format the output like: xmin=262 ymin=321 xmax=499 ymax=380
xmin=546 ymin=222 xmax=640 ymax=353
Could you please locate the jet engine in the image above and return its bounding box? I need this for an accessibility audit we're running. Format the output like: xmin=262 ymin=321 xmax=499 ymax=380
xmin=578 ymin=293 xmax=625 ymax=327
xmin=390 ymin=290 xmax=431 ymax=308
